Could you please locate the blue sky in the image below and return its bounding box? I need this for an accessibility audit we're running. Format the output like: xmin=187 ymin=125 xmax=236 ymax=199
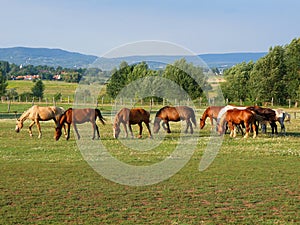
xmin=1 ymin=0 xmax=300 ymax=56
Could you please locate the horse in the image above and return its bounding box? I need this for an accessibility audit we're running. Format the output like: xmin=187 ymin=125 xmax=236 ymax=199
xmin=246 ymin=106 xmax=278 ymax=134
xmin=113 ymin=108 xmax=152 ymax=139
xmin=218 ymin=108 xmax=257 ymax=138
xmin=15 ymin=105 xmax=66 ymax=139
xmin=200 ymin=106 xmax=224 ymax=129
xmin=55 ymin=108 xmax=105 ymax=141
xmin=274 ymin=109 xmax=287 ymax=134
xmin=153 ymin=106 xmax=196 ymax=134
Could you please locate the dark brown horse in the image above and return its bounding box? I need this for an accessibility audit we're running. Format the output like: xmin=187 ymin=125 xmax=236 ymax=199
xmin=246 ymin=106 xmax=278 ymax=134
xmin=218 ymin=108 xmax=257 ymax=138
xmin=200 ymin=106 xmax=224 ymax=129
xmin=55 ymin=108 xmax=105 ymax=140
xmin=113 ymin=108 xmax=152 ymax=139
xmin=153 ymin=106 xmax=196 ymax=134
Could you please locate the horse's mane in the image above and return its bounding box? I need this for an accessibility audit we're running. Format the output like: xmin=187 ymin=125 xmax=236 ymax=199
xmin=18 ymin=106 xmax=34 ymax=122
xmin=113 ymin=109 xmax=123 ymax=127
xmin=155 ymin=106 xmax=171 ymax=117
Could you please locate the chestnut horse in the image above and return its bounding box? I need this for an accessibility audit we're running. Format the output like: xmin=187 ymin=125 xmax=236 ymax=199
xmin=113 ymin=108 xmax=152 ymax=139
xmin=218 ymin=108 xmax=257 ymax=138
xmin=15 ymin=105 xmax=66 ymax=138
xmin=55 ymin=108 xmax=105 ymax=140
xmin=200 ymin=106 xmax=224 ymax=129
xmin=153 ymin=106 xmax=196 ymax=134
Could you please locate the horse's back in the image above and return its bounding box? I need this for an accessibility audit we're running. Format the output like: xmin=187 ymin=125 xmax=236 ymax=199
xmin=227 ymin=109 xmax=254 ymax=122
xmin=130 ymin=108 xmax=150 ymax=123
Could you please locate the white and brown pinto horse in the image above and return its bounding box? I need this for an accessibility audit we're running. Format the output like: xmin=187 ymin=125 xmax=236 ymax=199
xmin=200 ymin=106 xmax=224 ymax=130
xmin=15 ymin=105 xmax=66 ymax=138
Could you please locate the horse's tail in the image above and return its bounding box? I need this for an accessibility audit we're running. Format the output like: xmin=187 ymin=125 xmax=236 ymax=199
xmin=95 ymin=108 xmax=105 ymax=125
xmin=191 ymin=110 xmax=197 ymax=128
xmin=285 ymin=112 xmax=291 ymax=123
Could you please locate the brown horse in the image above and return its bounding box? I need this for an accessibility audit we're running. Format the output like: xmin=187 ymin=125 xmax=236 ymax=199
xmin=153 ymin=106 xmax=196 ymax=134
xmin=246 ymin=106 xmax=278 ymax=134
xmin=55 ymin=108 xmax=105 ymax=141
xmin=200 ymin=106 xmax=224 ymax=129
xmin=113 ymin=108 xmax=152 ymax=139
xmin=218 ymin=108 xmax=257 ymax=138
xmin=15 ymin=105 xmax=66 ymax=138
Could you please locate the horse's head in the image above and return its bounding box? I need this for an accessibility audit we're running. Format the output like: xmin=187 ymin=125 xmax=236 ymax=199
xmin=200 ymin=118 xmax=205 ymax=129
xmin=15 ymin=119 xmax=23 ymax=133
xmin=153 ymin=117 xmax=161 ymax=134
xmin=55 ymin=127 xmax=62 ymax=141
xmin=113 ymin=124 xmax=121 ymax=139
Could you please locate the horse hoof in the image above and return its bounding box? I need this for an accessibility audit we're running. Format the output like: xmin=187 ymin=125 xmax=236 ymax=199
xmin=137 ymin=135 xmax=142 ymax=139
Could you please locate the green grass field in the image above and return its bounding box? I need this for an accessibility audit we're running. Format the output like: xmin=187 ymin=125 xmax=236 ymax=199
xmin=0 ymin=109 xmax=299 ymax=224
xmin=7 ymin=80 xmax=79 ymax=100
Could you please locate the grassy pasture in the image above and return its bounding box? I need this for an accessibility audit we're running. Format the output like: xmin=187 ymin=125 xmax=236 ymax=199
xmin=0 ymin=109 xmax=299 ymax=224
xmin=7 ymin=80 xmax=79 ymax=100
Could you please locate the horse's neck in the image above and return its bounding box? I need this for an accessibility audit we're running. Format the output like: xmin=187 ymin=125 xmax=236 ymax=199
xmin=19 ymin=110 xmax=30 ymax=122
xmin=114 ymin=116 xmax=120 ymax=127
xmin=59 ymin=114 xmax=67 ymax=126
xmin=201 ymin=110 xmax=209 ymax=120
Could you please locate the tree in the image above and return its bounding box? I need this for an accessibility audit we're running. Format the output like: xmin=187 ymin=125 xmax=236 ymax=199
xmin=249 ymin=46 xmax=287 ymax=104
xmin=106 ymin=61 xmax=132 ymax=98
xmin=0 ymin=61 xmax=9 ymax=96
xmin=284 ymin=38 xmax=300 ymax=102
xmin=162 ymin=58 xmax=210 ymax=99
xmin=31 ymin=80 xmax=45 ymax=99
xmin=221 ymin=62 xmax=254 ymax=103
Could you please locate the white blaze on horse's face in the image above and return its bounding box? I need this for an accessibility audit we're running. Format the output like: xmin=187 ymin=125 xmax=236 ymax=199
xmin=113 ymin=126 xmax=120 ymax=139
xmin=15 ymin=120 xmax=22 ymax=132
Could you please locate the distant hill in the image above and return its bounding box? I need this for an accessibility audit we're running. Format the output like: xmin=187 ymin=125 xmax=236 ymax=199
xmin=0 ymin=47 xmax=266 ymax=69
xmin=94 ymin=52 xmax=267 ymax=70
xmin=0 ymin=47 xmax=97 ymax=68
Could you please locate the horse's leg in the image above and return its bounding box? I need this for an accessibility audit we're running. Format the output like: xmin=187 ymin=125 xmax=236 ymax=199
xmin=165 ymin=121 xmax=171 ymax=133
xmin=162 ymin=121 xmax=167 ymax=131
xmin=91 ymin=122 xmax=96 ymax=140
xmin=28 ymin=120 xmax=35 ymax=137
xmin=228 ymin=122 xmax=235 ymax=137
xmin=145 ymin=122 xmax=152 ymax=138
xmin=252 ymin=123 xmax=257 ymax=138
xmin=137 ymin=122 xmax=143 ymax=139
xmin=210 ymin=117 xmax=214 ymax=127
xmin=122 ymin=122 xmax=128 ymax=138
xmin=184 ymin=120 xmax=189 ymax=134
xmin=73 ymin=123 xmax=80 ymax=140
xmin=128 ymin=124 xmax=134 ymax=138
xmin=261 ymin=123 xmax=266 ymax=134
xmin=279 ymin=116 xmax=285 ymax=134
xmin=63 ymin=124 xmax=67 ymax=138
xmin=95 ymin=124 xmax=100 ymax=139
xmin=66 ymin=123 xmax=71 ymax=140
xmin=270 ymin=121 xmax=278 ymax=135
xmin=186 ymin=119 xmax=193 ymax=134
xmin=36 ymin=120 xmax=42 ymax=138
xmin=244 ymin=122 xmax=250 ymax=138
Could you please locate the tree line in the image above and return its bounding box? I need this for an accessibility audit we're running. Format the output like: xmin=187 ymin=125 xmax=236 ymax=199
xmin=221 ymin=38 xmax=300 ymax=106
xmin=106 ymin=59 xmax=211 ymax=102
